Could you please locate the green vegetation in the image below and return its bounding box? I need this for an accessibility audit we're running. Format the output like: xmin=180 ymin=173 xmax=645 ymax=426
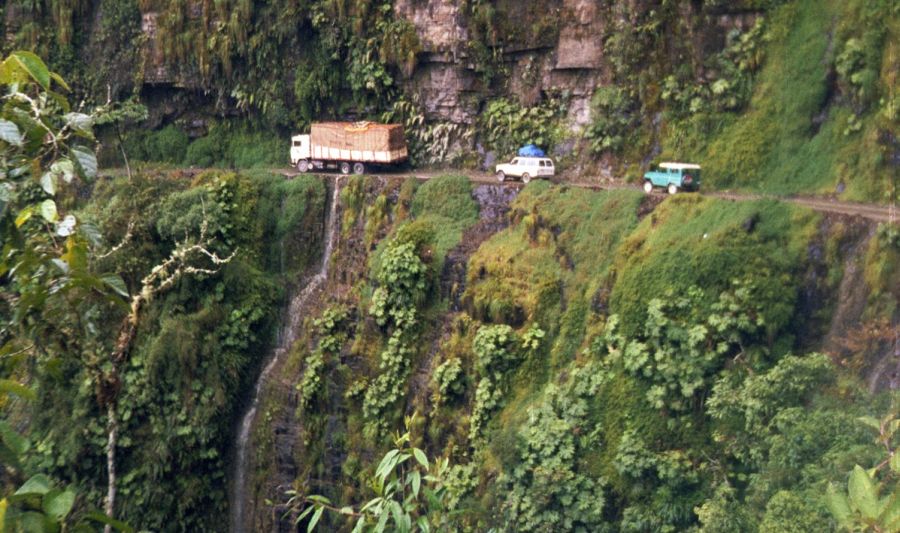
xmin=609 ymin=196 xmax=817 ymax=337
xmin=478 ymin=97 xmax=568 ymax=158
xmin=4 ymin=1 xmax=900 ymax=529
xmin=1 ymin=55 xmax=327 ymax=527
xmin=122 ymin=126 xmax=286 ymax=169
xmin=660 ymin=0 xmax=896 ymax=201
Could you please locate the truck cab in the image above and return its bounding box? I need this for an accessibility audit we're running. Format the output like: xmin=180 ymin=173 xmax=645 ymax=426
xmin=290 ymin=135 xmax=311 ymax=170
xmin=643 ymin=162 xmax=701 ymax=194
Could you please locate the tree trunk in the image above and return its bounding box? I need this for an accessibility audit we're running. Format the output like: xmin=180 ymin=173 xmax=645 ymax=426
xmin=105 ymin=403 xmax=118 ymax=533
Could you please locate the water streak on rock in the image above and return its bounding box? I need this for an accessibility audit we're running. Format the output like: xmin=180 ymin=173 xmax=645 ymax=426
xmin=231 ymin=177 xmax=342 ymax=533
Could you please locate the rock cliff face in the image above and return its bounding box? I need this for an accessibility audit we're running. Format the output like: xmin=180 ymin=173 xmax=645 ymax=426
xmin=385 ymin=0 xmax=761 ymax=130
xmin=0 ymin=0 xmax=760 ymax=134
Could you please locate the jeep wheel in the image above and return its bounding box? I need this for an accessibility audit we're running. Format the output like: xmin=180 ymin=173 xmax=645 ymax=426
xmin=667 ymin=183 xmax=678 ymax=195
xmin=521 ymin=173 xmax=531 ymax=184
xmin=496 ymin=171 xmax=506 ymax=182
xmin=643 ymin=180 xmax=653 ymax=193
xmin=353 ymin=162 xmax=365 ymax=175
xmin=297 ymin=160 xmax=310 ymax=173
xmin=340 ymin=162 xmax=351 ymax=175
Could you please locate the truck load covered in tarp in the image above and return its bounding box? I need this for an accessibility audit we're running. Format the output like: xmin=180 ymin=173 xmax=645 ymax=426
xmin=310 ymin=122 xmax=408 ymax=163
xmin=518 ymin=144 xmax=546 ymax=157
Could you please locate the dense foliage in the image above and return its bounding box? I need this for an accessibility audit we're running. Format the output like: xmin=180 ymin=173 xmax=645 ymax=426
xmin=1 ymin=71 xmax=328 ymax=528
xmin=277 ymin=178 xmax=897 ymax=533
xmin=2 ymin=0 xmax=899 ymax=530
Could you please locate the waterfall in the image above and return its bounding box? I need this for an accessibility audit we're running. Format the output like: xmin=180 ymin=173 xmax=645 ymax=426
xmin=230 ymin=176 xmax=342 ymax=533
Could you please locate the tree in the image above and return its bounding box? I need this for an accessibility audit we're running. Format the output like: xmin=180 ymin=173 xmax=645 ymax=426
xmin=0 ymin=50 xmax=127 ymax=532
xmin=0 ymin=50 xmax=234 ymax=531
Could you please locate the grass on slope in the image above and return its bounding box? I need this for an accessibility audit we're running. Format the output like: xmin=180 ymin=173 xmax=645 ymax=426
xmin=466 ymin=182 xmax=644 ymax=368
xmin=664 ymin=0 xmax=895 ymax=202
xmin=609 ymin=194 xmax=819 ymax=344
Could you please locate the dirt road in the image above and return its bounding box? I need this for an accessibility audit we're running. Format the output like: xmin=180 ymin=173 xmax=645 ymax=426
xmin=279 ymin=168 xmax=898 ymax=224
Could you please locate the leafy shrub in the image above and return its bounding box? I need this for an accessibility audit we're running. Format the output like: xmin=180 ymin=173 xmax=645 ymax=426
xmin=431 ymin=357 xmax=465 ymax=405
xmin=151 ymin=125 xmax=189 ymax=163
xmin=478 ymin=97 xmax=567 ymax=158
xmin=184 ymin=128 xmax=227 ymax=167
xmin=363 ymin=235 xmax=431 ymax=437
xmin=467 ymin=324 xmax=543 ymax=442
xmin=369 ymin=240 xmax=428 ymax=329
xmin=586 ymin=86 xmax=637 ymax=153
xmin=155 ymin=186 xmax=227 ymax=243
xmin=228 ymin=131 xmax=285 ymax=168
xmin=298 ymin=306 xmax=351 ymax=412
xmin=498 ymin=361 xmax=606 ymax=531
xmin=381 ymin=96 xmax=474 ymax=166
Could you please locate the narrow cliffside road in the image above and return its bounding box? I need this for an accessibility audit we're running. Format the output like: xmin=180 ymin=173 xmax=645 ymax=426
xmin=278 ymin=168 xmax=898 ymax=224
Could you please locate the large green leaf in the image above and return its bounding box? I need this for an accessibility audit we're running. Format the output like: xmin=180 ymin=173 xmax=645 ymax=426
xmin=307 ymin=506 xmax=324 ymax=532
xmin=19 ymin=510 xmax=48 ymax=533
xmin=49 ymin=72 xmax=70 ymax=91
xmin=849 ymin=465 xmax=878 ymax=519
xmin=827 ymin=483 xmax=853 ymax=527
xmin=64 ymin=113 xmax=93 ymax=137
xmin=100 ymin=274 xmax=129 ymax=298
xmin=0 ymin=420 xmax=30 ymax=461
xmin=71 ymin=146 xmax=98 ymax=180
xmin=14 ymin=475 xmax=51 ymax=497
xmin=79 ymin=222 xmax=104 ymax=247
xmin=50 ymin=159 xmax=76 ymax=184
xmin=14 ymin=206 xmax=33 ymax=227
xmin=0 ymin=119 xmax=23 ymax=147
xmin=0 ymin=51 xmax=51 ymax=90
xmin=40 ymin=172 xmax=57 ymax=195
xmin=42 ymin=488 xmax=75 ymax=521
xmin=412 ymin=448 xmax=428 ymax=469
xmin=40 ymin=199 xmax=58 ymax=223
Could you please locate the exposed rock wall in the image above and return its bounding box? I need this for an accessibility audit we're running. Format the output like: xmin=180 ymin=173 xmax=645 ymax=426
xmin=2 ymin=1 xmax=764 ymax=140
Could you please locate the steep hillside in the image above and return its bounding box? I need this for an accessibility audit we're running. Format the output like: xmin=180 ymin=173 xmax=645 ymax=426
xmin=1 ymin=0 xmax=895 ymax=200
xmin=1 ymin=1 xmax=898 ymax=531
xmin=238 ymin=175 xmax=897 ymax=532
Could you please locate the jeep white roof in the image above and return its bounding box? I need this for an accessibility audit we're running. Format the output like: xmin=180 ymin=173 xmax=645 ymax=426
xmin=659 ymin=162 xmax=701 ymax=170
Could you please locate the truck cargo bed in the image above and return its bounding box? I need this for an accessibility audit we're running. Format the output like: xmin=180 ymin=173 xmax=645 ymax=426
xmin=310 ymin=122 xmax=408 ymax=164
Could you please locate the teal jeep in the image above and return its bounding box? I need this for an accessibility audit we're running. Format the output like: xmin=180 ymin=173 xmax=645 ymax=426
xmin=643 ymin=162 xmax=701 ymax=194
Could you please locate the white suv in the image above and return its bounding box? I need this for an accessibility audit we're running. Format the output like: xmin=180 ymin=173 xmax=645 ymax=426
xmin=495 ymin=157 xmax=555 ymax=183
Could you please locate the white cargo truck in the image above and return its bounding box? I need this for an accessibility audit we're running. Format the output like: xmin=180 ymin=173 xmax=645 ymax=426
xmin=291 ymin=121 xmax=408 ymax=175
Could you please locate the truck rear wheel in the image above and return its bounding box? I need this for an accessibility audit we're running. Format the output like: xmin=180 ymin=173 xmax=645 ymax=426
xmin=339 ymin=162 xmax=351 ymax=175
xmin=643 ymin=180 xmax=653 ymax=193
xmin=521 ymin=173 xmax=531 ymax=184
xmin=667 ymin=183 xmax=678 ymax=195
xmin=496 ymin=171 xmax=506 ymax=182
xmin=353 ymin=162 xmax=365 ymax=175
xmin=297 ymin=160 xmax=310 ymax=173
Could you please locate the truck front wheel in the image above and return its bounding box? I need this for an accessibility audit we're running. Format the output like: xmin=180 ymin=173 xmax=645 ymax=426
xmin=340 ymin=162 xmax=351 ymax=175
xmin=297 ymin=160 xmax=310 ymax=173
xmin=643 ymin=180 xmax=653 ymax=193
xmin=353 ymin=163 xmax=365 ymax=175
xmin=496 ymin=171 xmax=506 ymax=182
